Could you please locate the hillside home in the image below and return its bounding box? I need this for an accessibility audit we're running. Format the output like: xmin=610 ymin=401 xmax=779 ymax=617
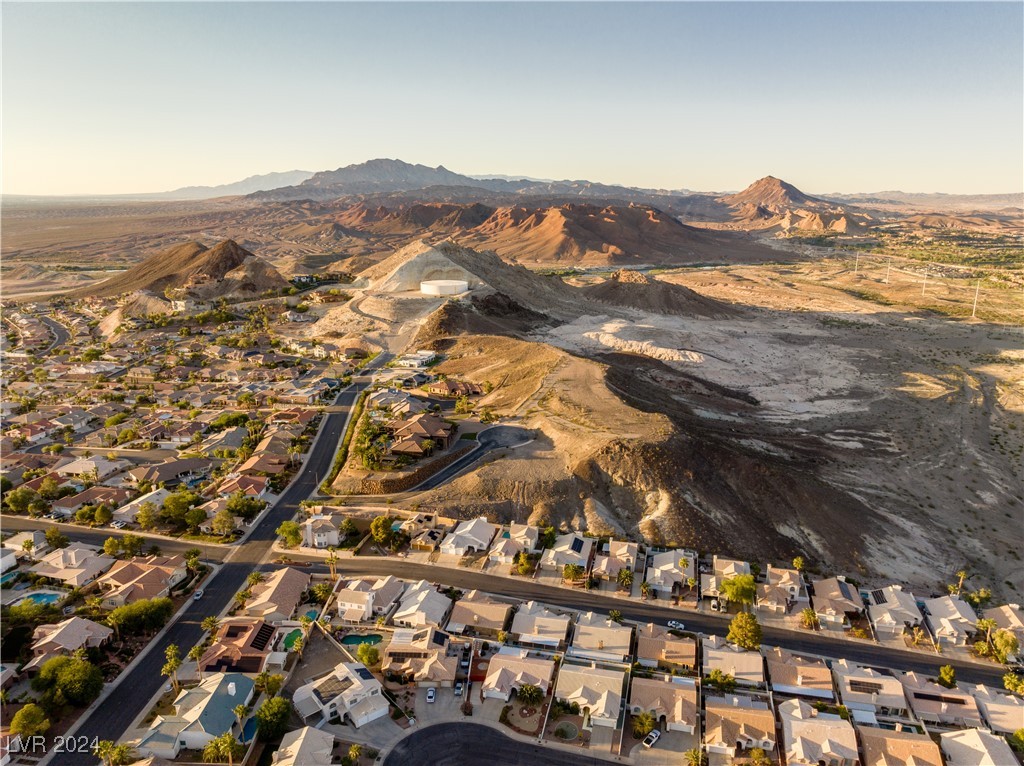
xmin=336 ymin=576 xmax=404 ymax=623
xmin=391 ymin=580 xmax=453 ymax=628
xmin=866 ymin=584 xmax=924 ymax=639
xmin=482 ymin=648 xmax=556 ymax=702
xmin=811 ymin=576 xmax=864 ymax=629
xmin=645 ymin=549 xmax=698 ymax=598
xmin=439 ymin=516 xmax=497 ymax=557
xmin=592 ymin=540 xmax=639 ymax=581
xmin=981 ymin=603 xmax=1024 ymax=651
xmin=293 ymin=662 xmax=389 ymax=727
xmin=701 ymin=556 xmax=752 ymax=602
xmin=756 ymin=564 xmax=808 ymax=614
xmin=923 ymin=595 xmax=977 ymax=647
xmin=487 ymin=523 xmax=540 ymax=565
xmin=539 ymin=532 xmax=594 ymax=571
xmin=301 ymin=514 xmax=342 ymax=549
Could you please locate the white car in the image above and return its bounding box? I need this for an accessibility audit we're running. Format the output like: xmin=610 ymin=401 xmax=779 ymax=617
xmin=642 ymin=730 xmax=661 ymax=748
xmin=426 ymin=688 xmax=436 ymax=703
xmin=667 ymin=620 xmax=685 ymax=631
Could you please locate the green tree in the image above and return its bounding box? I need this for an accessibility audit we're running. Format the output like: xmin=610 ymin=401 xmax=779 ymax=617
xmin=356 ymin=643 xmax=380 ymax=667
xmin=38 ymin=477 xmax=60 ymax=501
xmin=255 ymin=671 xmax=284 ymax=698
xmin=727 ymin=612 xmax=763 ymax=651
xmin=9 ymin=703 xmax=50 ymax=738
xmin=1010 ymin=728 xmax=1024 ymax=754
xmin=32 ymin=656 xmax=104 ymax=707
xmin=202 ymin=732 xmax=244 ymax=765
xmin=937 ymin=665 xmax=957 ymax=689
xmin=6 ymin=486 xmax=37 ymax=514
xmin=721 ymin=574 xmax=757 ymax=610
xmin=212 ymin=508 xmax=236 ymax=536
xmin=226 ymin=491 xmax=263 ymax=520
xmin=185 ymin=506 xmax=207 ymax=531
xmin=369 ymin=515 xmax=395 ymax=547
xmin=684 ymin=748 xmax=708 ymax=766
xmin=136 ymin=501 xmax=158 ymax=530
xmin=247 ymin=571 xmax=265 ymax=588
xmin=120 ymin=533 xmax=144 ymax=557
xmin=562 ymin=563 xmax=584 ymax=582
xmin=94 ymin=505 xmax=113 ymax=525
xmin=749 ymin=747 xmax=772 ymax=766
xmin=202 ymin=615 xmax=221 ymax=634
xmin=311 ymin=582 xmax=334 ymax=604
xmin=799 ymin=607 xmax=819 ymax=630
xmin=103 ymin=537 xmax=122 ymax=557
xmin=340 ymin=518 xmax=358 ymax=538
xmin=518 ymin=683 xmax=542 ymax=706
xmin=632 ymin=710 xmax=656 ymax=738
xmin=188 ymin=645 xmax=206 ymax=681
xmin=276 ymin=520 xmax=302 ymax=548
xmin=993 ymin=629 xmax=1020 ymax=664
xmin=94 ymin=740 xmax=117 ymax=766
xmin=704 ymin=668 xmax=736 ymax=693
xmin=617 ymin=567 xmax=634 ymax=590
xmin=792 ymin=556 xmax=805 ymax=572
xmin=609 ymin=610 xmax=623 ymax=623
xmin=1005 ymin=672 xmax=1024 ymax=695
xmin=256 ymin=696 xmax=292 ymax=737
xmin=184 ymin=547 xmax=202 ymax=572
xmin=349 ymin=743 xmax=363 ymax=762
xmin=163 ymin=644 xmax=182 ymax=693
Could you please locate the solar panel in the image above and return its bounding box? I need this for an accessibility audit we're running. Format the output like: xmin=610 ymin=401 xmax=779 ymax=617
xmin=355 ymin=667 xmax=375 ymax=681
xmin=251 ymin=623 xmax=276 ymax=651
xmin=570 ymin=538 xmax=584 ymax=554
xmin=871 ymin=589 xmax=887 ymax=605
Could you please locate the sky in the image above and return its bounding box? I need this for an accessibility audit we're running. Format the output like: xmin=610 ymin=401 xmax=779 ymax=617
xmin=3 ymin=2 xmax=1022 ymax=196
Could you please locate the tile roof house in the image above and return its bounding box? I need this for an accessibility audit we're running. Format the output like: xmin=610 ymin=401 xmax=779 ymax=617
xmin=482 ymin=648 xmax=556 ymax=702
xmin=702 ymin=556 xmax=752 ymax=600
xmin=940 ymin=728 xmax=1018 ymax=766
xmin=445 ymin=590 xmax=512 ymax=637
xmin=539 ymin=533 xmax=594 ymax=571
xmin=831 ymin=660 xmax=908 ymax=721
xmin=2 ymin=530 xmax=51 ymax=558
xmin=569 ymin=611 xmax=634 ymax=662
xmin=30 ymin=543 xmax=115 ymax=587
xmin=392 ymin=580 xmax=453 ymax=628
xmin=866 ymin=585 xmax=924 ymax=639
xmin=764 ymin=647 xmax=834 ymax=700
xmin=901 ymin=671 xmax=982 ymax=729
xmin=382 ymin=627 xmax=458 ymax=687
xmin=137 ymin=673 xmax=255 ymax=760
xmin=553 ymin=662 xmax=625 ymax=728
xmin=25 ymin=617 xmax=113 ymax=672
xmin=488 ymin=523 xmax=540 ymax=564
xmin=439 ymin=516 xmax=498 ymax=557
xmin=645 ymin=549 xmax=697 ymax=598
xmin=757 ymin=564 xmax=808 ymax=615
xmin=702 ymin=635 xmax=765 ymax=687
xmin=811 ymin=576 xmax=864 ymax=628
xmin=981 ymin=603 xmax=1024 ymax=650
xmin=856 ymin=726 xmax=943 ymax=766
xmin=96 ymin=555 xmax=188 ymax=608
xmin=923 ymin=595 xmax=978 ymax=647
xmin=272 ymin=727 xmax=335 ymax=766
xmin=52 ymin=485 xmax=134 ymax=517
xmin=704 ymin=694 xmax=777 ymax=756
xmin=293 ymin=661 xmax=389 ymax=727
xmin=628 ymin=677 xmax=698 ymax=734
xmin=510 ymin=601 xmax=572 ymax=648
xmin=113 ymin=488 xmax=172 ymax=524
xmin=336 ymin=576 xmax=404 ymax=623
xmin=592 ymin=540 xmax=638 ymax=581
xmin=778 ymin=697 xmax=859 ymax=766
xmin=635 ymin=623 xmax=696 ymax=671
xmin=240 ymin=567 xmax=311 ymax=624
xmin=301 ymin=515 xmax=342 ymax=549
xmin=966 ymin=683 xmax=1024 ymax=735
xmin=198 ymin=618 xmax=277 ymax=674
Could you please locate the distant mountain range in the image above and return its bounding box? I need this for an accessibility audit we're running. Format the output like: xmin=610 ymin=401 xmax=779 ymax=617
xmin=158 ymin=170 xmax=315 ymax=199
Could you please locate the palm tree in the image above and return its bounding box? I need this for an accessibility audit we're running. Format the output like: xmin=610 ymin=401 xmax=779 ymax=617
xmin=202 ymin=615 xmax=221 ymax=635
xmin=952 ymin=569 xmax=968 ymax=596
xmin=348 ymin=744 xmax=363 ymax=762
xmin=188 ymin=644 xmax=206 ymax=681
xmin=632 ymin=710 xmax=656 ymax=738
xmin=977 ymin=617 xmax=997 ymax=647
xmin=326 ymin=546 xmax=339 ymax=582
xmin=94 ymin=740 xmax=116 ymax=766
xmin=292 ymin=636 xmax=305 ymax=658
xmin=640 ymin=580 xmax=651 ymax=600
xmin=203 ymin=732 xmax=243 ymax=766
xmin=163 ymin=643 xmax=182 ymax=693
xmin=617 ymin=567 xmax=634 ymax=590
xmin=684 ymin=748 xmax=708 ymax=766
xmin=110 ymin=744 xmax=135 ymax=766
xmin=246 ymin=571 xmax=265 ymax=588
xmin=233 ymin=704 xmax=248 ymax=731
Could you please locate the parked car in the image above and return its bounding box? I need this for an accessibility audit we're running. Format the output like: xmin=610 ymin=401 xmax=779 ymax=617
xmin=193 ymin=589 xmax=204 ymax=601
xmin=426 ymin=688 xmax=436 ymax=703
xmin=454 ymin=681 xmax=464 ymax=697
xmin=642 ymin=730 xmax=661 ymax=748
xmin=667 ymin=620 xmax=685 ymax=631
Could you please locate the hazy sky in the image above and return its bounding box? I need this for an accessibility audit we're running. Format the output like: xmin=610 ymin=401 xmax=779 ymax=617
xmin=3 ymin=2 xmax=1022 ymax=195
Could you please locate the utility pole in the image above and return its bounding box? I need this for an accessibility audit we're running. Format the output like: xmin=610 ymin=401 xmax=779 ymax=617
xmin=921 ymin=270 xmax=928 ymax=297
xmin=971 ymin=279 xmax=981 ymax=319
xmin=884 ymin=258 xmax=891 ymax=284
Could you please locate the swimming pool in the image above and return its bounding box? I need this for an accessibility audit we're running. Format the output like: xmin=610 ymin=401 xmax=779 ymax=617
xmin=391 ymin=521 xmax=403 ymax=532
xmin=304 ymin=608 xmax=319 ymax=620
xmin=340 ymin=633 xmax=383 ymax=646
xmin=0 ymin=571 xmax=19 ymax=586
xmin=18 ymin=592 xmax=62 ymax=606
xmin=241 ymin=717 xmax=257 ymax=743
xmin=283 ymin=629 xmax=303 ymax=650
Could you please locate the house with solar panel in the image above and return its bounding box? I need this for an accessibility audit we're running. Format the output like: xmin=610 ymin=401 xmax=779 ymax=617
xmin=292 ymin=661 xmax=390 ymax=728
xmin=198 ymin=618 xmax=281 ymax=674
xmin=810 ymin=576 xmax=864 ymax=630
xmin=137 ymin=673 xmax=254 ymax=759
xmin=539 ymin=532 xmax=595 ymax=572
xmin=866 ymin=584 xmax=924 ymax=639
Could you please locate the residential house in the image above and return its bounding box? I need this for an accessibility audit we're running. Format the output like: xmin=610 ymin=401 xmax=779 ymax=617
xmin=24 ymin=617 xmax=113 ymax=672
xmin=510 ymin=601 xmax=571 ymax=648
xmin=704 ymin=694 xmax=777 ymax=758
xmin=901 ymin=672 xmax=982 ymax=729
xmin=409 ymin=528 xmax=445 ymax=552
xmin=382 ymin=627 xmax=458 ymax=687
xmin=293 ymin=662 xmax=389 ymax=727
xmin=482 ymin=648 xmax=556 ymax=702
xmin=778 ymin=698 xmax=859 ymax=766
xmin=198 ymin=618 xmax=277 ymax=674
xmin=487 ymin=523 xmax=540 ymax=565
xmin=645 ymin=549 xmax=697 ymax=599
xmin=272 ymin=727 xmax=335 ymax=766
xmin=940 ymin=728 xmax=1018 ymax=766
xmin=445 ymin=590 xmax=512 ymax=637
xmin=539 ymin=533 xmax=594 ymax=572
xmin=390 ymin=412 xmax=455 ymax=454
xmin=553 ymin=662 xmax=624 ymax=728
xmin=423 ymin=379 xmax=481 ymax=397
xmin=30 ymin=544 xmax=115 ymax=587
xmin=831 ymin=660 xmax=908 ymax=722
xmin=757 ymin=564 xmax=808 ymax=615
xmin=2 ymin=531 xmax=50 ymax=558
xmin=981 ymin=603 xmax=1024 ymax=652
xmin=866 ymin=585 xmax=924 ymax=639
xmin=592 ymin=540 xmax=638 ymax=581
xmin=1 ymin=549 xmax=18 ymax=574
xmin=301 ymin=515 xmax=342 ymax=549
xmin=335 ymin=576 xmax=404 ymax=623
xmin=96 ymin=555 xmax=188 ymax=608
xmin=702 ymin=634 xmax=765 ymax=687
xmin=635 ymin=623 xmax=697 ymax=671
xmin=52 ymin=485 xmax=134 ymax=517
xmin=391 ymin=580 xmax=453 ymax=628
xmin=54 ymin=455 xmax=130 ymax=481
xmin=764 ymin=648 xmax=834 ymax=700
xmin=569 ymin=611 xmax=633 ymax=662
xmin=127 ymin=458 xmax=212 ymax=487
xmin=811 ymin=576 xmax=864 ymax=629
xmin=113 ymin=488 xmax=172 ymax=524
xmin=240 ymin=567 xmax=311 ymax=624
xmin=438 ymin=516 xmax=497 ymax=557
xmin=137 ymin=673 xmax=255 ymax=759
xmin=856 ymin=726 xmax=943 ymax=766
xmin=217 ymin=474 xmax=269 ymax=499
xmin=701 ymin=556 xmax=752 ymax=602
xmin=923 ymin=595 xmax=978 ymax=647
xmin=966 ymin=683 xmax=1024 ymax=735
xmin=628 ymin=677 xmax=698 ymax=734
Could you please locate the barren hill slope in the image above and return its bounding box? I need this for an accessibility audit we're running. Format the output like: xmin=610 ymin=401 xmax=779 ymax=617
xmin=579 ymin=269 xmax=740 ymax=318
xmin=721 ymin=176 xmax=825 ymax=211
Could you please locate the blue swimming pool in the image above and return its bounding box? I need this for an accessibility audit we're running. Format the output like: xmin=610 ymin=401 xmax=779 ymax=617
xmin=0 ymin=571 xmax=19 ymax=586
xmin=19 ymin=592 xmax=62 ymax=606
xmin=241 ymin=717 xmax=257 ymax=743
xmin=305 ymin=608 xmax=319 ymax=620
xmin=391 ymin=521 xmax=403 ymax=531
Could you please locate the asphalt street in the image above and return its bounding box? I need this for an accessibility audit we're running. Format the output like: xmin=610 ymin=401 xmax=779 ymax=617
xmin=412 ymin=425 xmax=531 ymax=491
xmin=53 ymin=356 xmax=390 ymax=765
xmin=384 ymin=723 xmax=607 ymax=766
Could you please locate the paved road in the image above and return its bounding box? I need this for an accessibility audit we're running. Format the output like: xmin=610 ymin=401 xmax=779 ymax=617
xmin=309 ymin=557 xmax=1009 ymax=687
xmin=37 ymin=315 xmax=70 ymax=352
xmin=56 ymin=356 xmax=390 ymax=765
xmin=385 ymin=723 xmax=605 ymax=766
xmin=412 ymin=425 xmax=532 ymax=491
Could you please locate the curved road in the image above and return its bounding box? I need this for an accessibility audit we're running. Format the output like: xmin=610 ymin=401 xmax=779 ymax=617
xmin=56 ymin=355 xmax=390 ymax=766
xmin=385 ymin=723 xmax=606 ymax=766
xmin=412 ymin=425 xmax=532 ymax=492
